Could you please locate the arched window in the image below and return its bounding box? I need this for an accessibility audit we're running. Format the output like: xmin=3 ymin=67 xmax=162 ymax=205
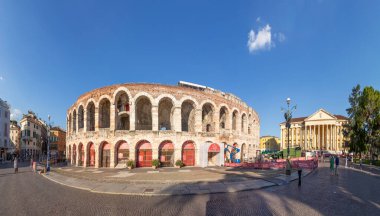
xmin=219 ymin=106 xmax=228 ymax=130
xmin=232 ymin=110 xmax=238 ymax=131
xmin=116 ymin=92 xmax=130 ymax=130
xmin=72 ymin=110 xmax=77 ymax=133
xmin=78 ymin=106 xmax=84 ymax=129
xmin=86 ymin=102 xmax=95 ymax=131
xmin=181 ymin=100 xmax=195 ymax=132
xmin=135 ymin=96 xmax=152 ymax=130
xmin=158 ymin=98 xmax=174 ymax=131
xmin=99 ymin=99 xmax=110 ymax=128
xmin=202 ymin=103 xmax=214 ymax=132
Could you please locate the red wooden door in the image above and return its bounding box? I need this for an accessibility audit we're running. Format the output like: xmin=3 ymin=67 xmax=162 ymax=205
xmin=88 ymin=144 xmax=95 ymax=167
xmin=137 ymin=150 xmax=152 ymax=167
xmin=182 ymin=149 xmax=195 ymax=166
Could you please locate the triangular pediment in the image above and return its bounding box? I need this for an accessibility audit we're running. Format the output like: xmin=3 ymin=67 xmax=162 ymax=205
xmin=305 ymin=109 xmax=337 ymax=121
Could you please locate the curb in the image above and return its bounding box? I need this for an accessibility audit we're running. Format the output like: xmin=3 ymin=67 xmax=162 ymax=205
xmin=41 ymin=168 xmax=315 ymax=196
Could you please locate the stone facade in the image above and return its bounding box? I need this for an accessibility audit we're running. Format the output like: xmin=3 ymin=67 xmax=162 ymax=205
xmin=0 ymin=98 xmax=10 ymax=161
xmin=280 ymin=109 xmax=349 ymax=153
xmin=260 ymin=136 xmax=280 ymax=151
xmin=66 ymin=83 xmax=260 ymax=168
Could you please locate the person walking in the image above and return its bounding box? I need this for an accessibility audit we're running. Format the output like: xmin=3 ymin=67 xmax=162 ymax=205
xmin=298 ymin=166 xmax=302 ymax=186
xmin=14 ymin=156 xmax=18 ymax=174
xmin=330 ymin=155 xmax=335 ymax=175
xmin=335 ymin=156 xmax=340 ymax=176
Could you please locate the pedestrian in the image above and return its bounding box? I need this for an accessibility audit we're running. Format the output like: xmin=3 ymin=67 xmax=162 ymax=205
xmin=359 ymin=158 xmax=362 ymax=170
xmin=298 ymin=166 xmax=302 ymax=186
xmin=330 ymin=155 xmax=334 ymax=175
xmin=335 ymin=155 xmax=340 ymax=176
xmin=14 ymin=156 xmax=18 ymax=174
xmin=345 ymin=156 xmax=348 ymax=168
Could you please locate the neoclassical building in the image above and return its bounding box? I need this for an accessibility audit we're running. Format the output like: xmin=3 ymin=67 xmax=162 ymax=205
xmin=280 ymin=109 xmax=349 ymax=152
xmin=66 ymin=82 xmax=260 ymax=168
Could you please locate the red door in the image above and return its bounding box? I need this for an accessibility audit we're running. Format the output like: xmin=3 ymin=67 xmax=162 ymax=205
xmin=88 ymin=143 xmax=95 ymax=167
xmin=182 ymin=142 xmax=195 ymax=166
xmin=137 ymin=149 xmax=152 ymax=167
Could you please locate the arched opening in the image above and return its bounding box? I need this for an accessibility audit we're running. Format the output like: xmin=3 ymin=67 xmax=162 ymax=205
xmin=72 ymin=144 xmax=77 ymax=165
xmin=181 ymin=100 xmax=195 ymax=132
xmin=78 ymin=106 xmax=84 ymax=129
xmin=135 ymin=97 xmax=152 ymax=130
xmin=159 ymin=140 xmax=174 ymax=167
xmin=208 ymin=143 xmax=220 ymax=166
xmin=116 ymin=141 xmax=129 ymax=166
xmin=73 ymin=110 xmax=77 ymax=133
xmin=182 ymin=141 xmax=195 ymax=166
xmin=78 ymin=143 xmax=84 ymax=166
xmin=100 ymin=142 xmax=111 ymax=168
xmin=116 ymin=92 xmax=130 ymax=130
xmin=241 ymin=143 xmax=247 ymax=162
xmin=86 ymin=102 xmax=95 ymax=131
xmin=87 ymin=142 xmax=95 ymax=167
xmin=68 ymin=145 xmax=71 ymax=163
xmin=219 ymin=107 xmax=228 ymax=130
xmin=99 ymin=99 xmax=110 ymax=128
xmin=158 ymin=98 xmax=174 ymax=131
xmin=136 ymin=140 xmax=152 ymax=167
xmin=232 ymin=110 xmax=238 ymax=131
xmin=242 ymin=113 xmax=247 ymax=133
xmin=68 ymin=114 xmax=72 ymax=134
xmin=202 ymin=103 xmax=214 ymax=132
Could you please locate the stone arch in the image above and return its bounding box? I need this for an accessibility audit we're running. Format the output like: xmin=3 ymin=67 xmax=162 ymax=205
xmin=86 ymin=142 xmax=95 ymax=167
xmin=219 ymin=106 xmax=229 ymax=130
xmin=72 ymin=144 xmax=77 ymax=165
xmin=113 ymin=87 xmax=133 ymax=106
xmin=135 ymin=140 xmax=152 ymax=167
xmin=158 ymin=97 xmax=174 ymax=131
xmin=241 ymin=112 xmax=247 ymax=133
xmin=182 ymin=140 xmax=195 ymax=166
xmin=78 ymin=143 xmax=84 ymax=166
xmin=98 ymin=98 xmax=111 ymax=128
xmin=202 ymin=102 xmax=215 ymax=132
xmin=159 ymin=140 xmax=175 ymax=167
xmin=135 ymin=96 xmax=152 ymax=130
xmin=72 ymin=109 xmax=77 ymax=133
xmin=115 ymin=90 xmax=130 ymax=130
xmin=115 ymin=140 xmax=129 ymax=167
xmin=78 ymin=105 xmax=84 ymax=129
xmin=86 ymin=101 xmax=95 ymax=131
xmin=99 ymin=141 xmax=111 ymax=168
xmin=155 ymin=94 xmax=178 ymax=107
xmin=181 ymin=99 xmax=196 ymax=132
xmin=178 ymin=96 xmax=199 ymax=109
xmin=232 ymin=109 xmax=239 ymax=131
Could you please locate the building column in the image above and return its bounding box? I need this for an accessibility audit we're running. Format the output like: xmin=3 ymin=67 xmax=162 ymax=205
xmin=173 ymin=106 xmax=181 ymax=132
xmin=110 ymin=104 xmax=116 ymax=131
xmin=152 ymin=105 xmax=158 ymax=131
xmin=94 ymin=107 xmax=99 ymax=131
xmin=195 ymin=109 xmax=202 ymax=133
xmin=214 ymin=111 xmax=220 ymax=134
xmin=322 ymin=124 xmax=325 ymax=150
xmin=83 ymin=109 xmax=87 ymax=132
xmin=130 ymin=101 xmax=135 ymax=131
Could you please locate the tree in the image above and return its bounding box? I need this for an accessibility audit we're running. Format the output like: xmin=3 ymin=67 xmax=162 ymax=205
xmin=345 ymin=85 xmax=380 ymax=161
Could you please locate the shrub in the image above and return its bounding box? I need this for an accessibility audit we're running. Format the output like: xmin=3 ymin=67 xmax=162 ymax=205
xmin=127 ymin=160 xmax=134 ymax=168
xmin=152 ymin=159 xmax=160 ymax=167
xmin=175 ymin=160 xmax=184 ymax=167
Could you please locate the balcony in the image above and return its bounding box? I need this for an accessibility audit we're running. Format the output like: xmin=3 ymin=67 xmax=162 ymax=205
xmin=117 ymin=104 xmax=130 ymax=117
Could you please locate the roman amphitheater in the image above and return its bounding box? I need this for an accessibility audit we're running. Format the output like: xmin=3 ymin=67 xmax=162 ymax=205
xmin=66 ymin=82 xmax=260 ymax=168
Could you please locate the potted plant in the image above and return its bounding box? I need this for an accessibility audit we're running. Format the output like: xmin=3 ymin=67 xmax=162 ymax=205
xmin=175 ymin=159 xmax=183 ymax=168
xmin=127 ymin=160 xmax=134 ymax=170
xmin=152 ymin=159 xmax=160 ymax=169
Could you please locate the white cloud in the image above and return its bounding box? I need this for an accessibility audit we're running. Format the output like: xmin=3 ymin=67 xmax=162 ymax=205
xmin=256 ymin=17 xmax=261 ymax=22
xmin=247 ymin=24 xmax=272 ymax=53
xmin=10 ymin=109 xmax=22 ymax=121
xmin=0 ymin=76 xmax=3 ymax=81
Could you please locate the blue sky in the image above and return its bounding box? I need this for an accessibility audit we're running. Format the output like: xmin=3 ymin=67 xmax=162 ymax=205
xmin=1 ymin=1 xmax=379 ymax=137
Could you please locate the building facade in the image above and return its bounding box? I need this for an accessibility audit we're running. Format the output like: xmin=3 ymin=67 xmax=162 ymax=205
xmin=280 ymin=109 xmax=349 ymax=153
xmin=20 ymin=111 xmax=47 ymax=160
xmin=50 ymin=127 xmax=66 ymax=160
xmin=66 ymin=82 xmax=260 ymax=168
xmin=260 ymin=136 xmax=280 ymax=151
xmin=0 ymin=98 xmax=10 ymax=161
xmin=10 ymin=120 xmax=21 ymax=155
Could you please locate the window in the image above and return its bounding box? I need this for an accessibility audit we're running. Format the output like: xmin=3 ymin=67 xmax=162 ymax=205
xmin=27 ymin=122 xmax=30 ymax=126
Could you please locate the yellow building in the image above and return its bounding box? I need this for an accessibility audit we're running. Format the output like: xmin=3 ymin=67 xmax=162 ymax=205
xmin=260 ymin=136 xmax=281 ymax=151
xmin=279 ymin=109 xmax=349 ymax=152
xmin=50 ymin=127 xmax=66 ymax=160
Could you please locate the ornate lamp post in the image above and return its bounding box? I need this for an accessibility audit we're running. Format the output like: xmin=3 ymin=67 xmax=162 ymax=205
xmin=282 ymin=98 xmax=296 ymax=175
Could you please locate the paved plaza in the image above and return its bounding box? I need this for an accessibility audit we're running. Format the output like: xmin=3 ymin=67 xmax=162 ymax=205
xmin=0 ymin=162 xmax=379 ymax=216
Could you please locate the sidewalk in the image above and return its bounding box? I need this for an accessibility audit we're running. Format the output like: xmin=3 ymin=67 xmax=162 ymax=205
xmin=42 ymin=166 xmax=313 ymax=196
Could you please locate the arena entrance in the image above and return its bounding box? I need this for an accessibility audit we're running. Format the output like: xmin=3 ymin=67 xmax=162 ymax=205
xmin=101 ymin=142 xmax=111 ymax=168
xmin=159 ymin=141 xmax=174 ymax=167
xmin=117 ymin=141 xmax=129 ymax=166
xmin=182 ymin=141 xmax=195 ymax=166
xmin=72 ymin=144 xmax=77 ymax=165
xmin=136 ymin=141 xmax=152 ymax=167
xmin=208 ymin=143 xmax=220 ymax=166
xmin=87 ymin=142 xmax=95 ymax=167
xmin=79 ymin=144 xmax=84 ymax=166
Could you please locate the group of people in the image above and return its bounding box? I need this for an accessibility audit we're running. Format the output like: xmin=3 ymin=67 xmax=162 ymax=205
xmin=329 ymin=155 xmax=340 ymax=175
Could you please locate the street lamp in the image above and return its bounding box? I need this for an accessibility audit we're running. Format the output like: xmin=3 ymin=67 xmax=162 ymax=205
xmin=282 ymin=98 xmax=296 ymax=175
xmin=46 ymin=115 xmax=51 ymax=172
